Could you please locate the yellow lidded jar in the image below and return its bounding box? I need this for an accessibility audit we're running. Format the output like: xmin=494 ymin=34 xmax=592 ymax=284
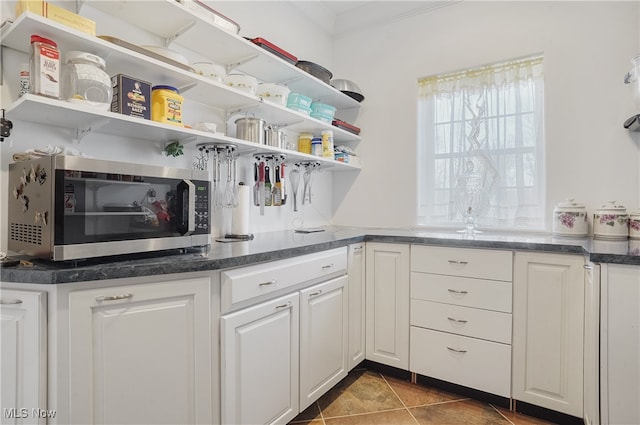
xmin=151 ymin=85 xmax=183 ymax=126
xmin=298 ymin=133 xmax=313 ymax=154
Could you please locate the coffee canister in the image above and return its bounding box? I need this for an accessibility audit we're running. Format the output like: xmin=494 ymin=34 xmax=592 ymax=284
xmin=552 ymin=198 xmax=588 ymax=237
xmin=593 ymin=201 xmax=629 ymax=240
xmin=235 ymin=117 xmax=266 ymax=144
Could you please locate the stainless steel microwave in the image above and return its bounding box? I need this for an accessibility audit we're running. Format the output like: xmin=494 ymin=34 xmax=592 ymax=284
xmin=8 ymin=156 xmax=210 ymax=261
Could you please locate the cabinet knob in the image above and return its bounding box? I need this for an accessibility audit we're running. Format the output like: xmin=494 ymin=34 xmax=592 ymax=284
xmin=95 ymin=293 xmax=133 ymax=302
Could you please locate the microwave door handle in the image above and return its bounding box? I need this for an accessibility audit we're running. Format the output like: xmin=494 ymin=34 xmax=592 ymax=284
xmin=177 ymin=179 xmax=196 ymax=235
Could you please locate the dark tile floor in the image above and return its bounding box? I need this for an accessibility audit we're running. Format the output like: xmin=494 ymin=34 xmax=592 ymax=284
xmin=289 ymin=368 xmax=556 ymax=425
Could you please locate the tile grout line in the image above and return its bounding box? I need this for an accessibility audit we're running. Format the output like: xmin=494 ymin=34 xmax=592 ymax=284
xmin=490 ymin=403 xmax=517 ymax=425
xmin=380 ymin=373 xmax=421 ymax=425
xmin=317 ymin=401 xmax=326 ymax=425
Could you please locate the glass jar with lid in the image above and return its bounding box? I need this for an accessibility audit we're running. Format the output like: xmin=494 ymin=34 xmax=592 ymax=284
xmin=62 ymin=51 xmax=112 ymax=110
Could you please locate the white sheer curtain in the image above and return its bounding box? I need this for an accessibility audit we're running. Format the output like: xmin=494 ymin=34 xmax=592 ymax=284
xmin=417 ymin=55 xmax=545 ymax=230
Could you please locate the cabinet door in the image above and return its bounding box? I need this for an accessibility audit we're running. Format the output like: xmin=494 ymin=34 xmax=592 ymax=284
xmin=583 ymin=262 xmax=600 ymax=425
xmin=365 ymin=243 xmax=410 ymax=369
xmin=512 ymin=252 xmax=584 ymax=417
xmin=0 ymin=290 xmax=47 ymax=425
xmin=347 ymin=243 xmax=365 ymax=370
xmin=600 ymin=264 xmax=640 ymax=425
xmin=221 ymin=293 xmax=299 ymax=425
xmin=68 ymin=277 xmax=212 ymax=425
xmin=299 ymin=276 xmax=348 ymax=410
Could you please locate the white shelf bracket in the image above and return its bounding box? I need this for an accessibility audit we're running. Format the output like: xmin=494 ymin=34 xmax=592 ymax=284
xmin=73 ymin=117 xmax=109 ymax=143
xmin=226 ymin=54 xmax=260 ymax=72
xmin=177 ymin=81 xmax=198 ymax=94
xmin=164 ymin=20 xmax=197 ymax=46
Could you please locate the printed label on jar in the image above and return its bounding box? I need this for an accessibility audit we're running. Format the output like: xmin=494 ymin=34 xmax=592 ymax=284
xmin=37 ymin=45 xmax=60 ymax=97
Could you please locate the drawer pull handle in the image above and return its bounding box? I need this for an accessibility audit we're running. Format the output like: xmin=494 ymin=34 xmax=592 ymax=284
xmin=309 ymin=290 xmax=323 ymax=298
xmin=583 ymin=265 xmax=593 ymax=270
xmin=447 ymin=317 xmax=468 ymax=324
xmin=259 ymin=280 xmax=277 ymax=287
xmin=353 ymin=246 xmax=363 ymax=252
xmin=0 ymin=299 xmax=23 ymax=305
xmin=447 ymin=289 xmax=468 ymax=295
xmin=275 ymin=302 xmax=292 ymax=310
xmin=448 ymin=260 xmax=469 ymax=265
xmin=321 ymin=264 xmax=333 ymax=270
xmin=446 ymin=347 xmax=467 ymax=354
xmin=95 ymin=293 xmax=133 ymax=302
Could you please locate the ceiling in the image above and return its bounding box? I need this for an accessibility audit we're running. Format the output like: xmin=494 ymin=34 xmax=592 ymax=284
xmin=290 ymin=1 xmax=460 ymax=36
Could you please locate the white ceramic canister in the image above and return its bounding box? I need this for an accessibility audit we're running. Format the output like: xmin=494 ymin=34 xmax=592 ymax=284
xmin=629 ymin=210 xmax=640 ymax=239
xmin=593 ymin=201 xmax=629 ymax=240
xmin=552 ymin=198 xmax=588 ymax=237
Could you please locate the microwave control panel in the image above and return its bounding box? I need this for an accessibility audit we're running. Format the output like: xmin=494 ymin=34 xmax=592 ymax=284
xmin=194 ymin=180 xmax=210 ymax=233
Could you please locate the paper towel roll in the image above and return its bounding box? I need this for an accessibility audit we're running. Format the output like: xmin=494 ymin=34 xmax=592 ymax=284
xmin=231 ymin=183 xmax=251 ymax=236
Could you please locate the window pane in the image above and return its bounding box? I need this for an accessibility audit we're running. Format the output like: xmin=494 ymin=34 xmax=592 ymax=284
xmin=417 ymin=55 xmax=545 ymax=230
xmin=434 ymin=158 xmax=450 ymax=189
xmin=434 ymin=123 xmax=450 ymax=154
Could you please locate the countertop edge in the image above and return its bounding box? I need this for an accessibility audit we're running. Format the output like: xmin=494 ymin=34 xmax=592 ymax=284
xmin=2 ymin=229 xmax=639 ymax=284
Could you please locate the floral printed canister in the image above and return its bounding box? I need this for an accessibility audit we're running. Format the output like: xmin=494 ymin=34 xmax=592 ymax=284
xmin=593 ymin=201 xmax=629 ymax=240
xmin=629 ymin=211 xmax=640 ymax=240
xmin=552 ymin=198 xmax=588 ymax=237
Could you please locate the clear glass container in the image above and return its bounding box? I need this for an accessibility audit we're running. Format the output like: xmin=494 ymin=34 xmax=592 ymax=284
xmin=62 ymin=51 xmax=112 ymax=110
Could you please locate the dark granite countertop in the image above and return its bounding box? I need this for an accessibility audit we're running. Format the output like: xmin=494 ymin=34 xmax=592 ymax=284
xmin=2 ymin=226 xmax=639 ymax=284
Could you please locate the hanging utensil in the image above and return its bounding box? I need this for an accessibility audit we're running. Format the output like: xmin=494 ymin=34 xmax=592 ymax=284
xmin=280 ymin=162 xmax=286 ymax=205
xmin=213 ymin=149 xmax=223 ymax=210
xmin=225 ymin=148 xmax=233 ymax=207
xmin=306 ymin=165 xmax=315 ymax=204
xmin=302 ymin=167 xmax=311 ymax=205
xmin=231 ymin=149 xmax=238 ymax=207
xmin=259 ymin=160 xmax=265 ymax=215
xmin=253 ymin=162 xmax=259 ymax=206
xmin=289 ymin=167 xmax=300 ymax=212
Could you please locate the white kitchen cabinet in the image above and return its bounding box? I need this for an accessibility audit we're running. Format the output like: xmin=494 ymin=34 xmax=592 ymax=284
xmin=0 ymin=290 xmax=47 ymax=425
xmin=583 ymin=261 xmax=600 ymax=425
xmin=600 ymin=263 xmax=640 ymax=425
xmin=347 ymin=243 xmax=365 ymax=370
xmin=0 ymin=9 xmax=362 ymax=169
xmin=299 ymin=275 xmax=348 ymax=411
xmin=365 ymin=243 xmax=410 ymax=370
xmin=67 ymin=277 xmax=212 ymax=425
xmin=512 ymin=251 xmax=585 ymax=417
xmin=221 ymin=292 xmax=300 ymax=425
xmin=409 ymin=246 xmax=513 ymax=398
xmin=220 ymin=247 xmax=348 ymax=424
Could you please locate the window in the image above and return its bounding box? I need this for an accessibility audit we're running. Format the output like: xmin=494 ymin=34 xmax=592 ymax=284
xmin=417 ymin=55 xmax=545 ymax=231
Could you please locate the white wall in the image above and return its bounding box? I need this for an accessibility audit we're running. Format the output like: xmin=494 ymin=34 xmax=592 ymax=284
xmin=330 ymin=1 xmax=640 ymax=231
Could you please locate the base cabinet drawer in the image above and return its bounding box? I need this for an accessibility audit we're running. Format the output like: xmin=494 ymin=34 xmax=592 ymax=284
xmin=410 ymin=299 xmax=512 ymax=344
xmin=409 ymin=327 xmax=511 ymax=398
xmin=411 ymin=272 xmax=512 ymax=313
xmin=221 ymin=247 xmax=347 ymax=313
xmin=411 ymin=245 xmax=512 ymax=281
